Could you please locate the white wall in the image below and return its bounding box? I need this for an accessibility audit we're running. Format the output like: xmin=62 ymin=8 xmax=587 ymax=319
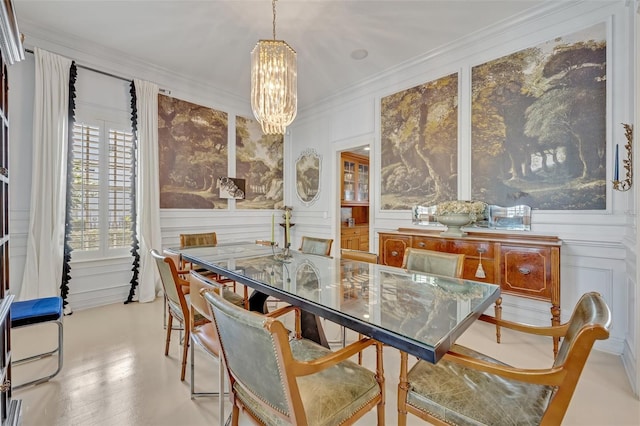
xmin=8 ymin=26 xmax=281 ymax=310
xmin=6 ymin=0 xmax=637 ymax=392
xmin=288 ymin=0 xmax=636 ymax=386
xmin=631 ymin=0 xmax=640 ymax=398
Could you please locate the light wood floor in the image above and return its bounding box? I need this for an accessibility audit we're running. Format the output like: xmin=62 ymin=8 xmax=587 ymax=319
xmin=11 ymin=297 xmax=640 ymax=425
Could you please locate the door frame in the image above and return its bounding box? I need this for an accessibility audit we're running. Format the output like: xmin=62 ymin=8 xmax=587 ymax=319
xmin=332 ymin=136 xmax=373 ymax=253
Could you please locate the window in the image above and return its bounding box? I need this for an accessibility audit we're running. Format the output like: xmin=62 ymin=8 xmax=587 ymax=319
xmin=70 ymin=120 xmax=134 ymax=257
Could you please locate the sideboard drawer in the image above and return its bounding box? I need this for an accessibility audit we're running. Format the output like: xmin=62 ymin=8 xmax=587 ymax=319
xmin=412 ymin=237 xmax=443 ymax=251
xmin=341 ymin=227 xmax=360 ymax=237
xmin=447 ymin=240 xmax=495 ymax=258
xmin=501 ymin=245 xmax=552 ymax=300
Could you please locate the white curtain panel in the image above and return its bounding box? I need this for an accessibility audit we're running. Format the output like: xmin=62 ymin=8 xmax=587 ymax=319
xmin=134 ymin=79 xmax=162 ymax=303
xmin=19 ymin=48 xmax=72 ymax=301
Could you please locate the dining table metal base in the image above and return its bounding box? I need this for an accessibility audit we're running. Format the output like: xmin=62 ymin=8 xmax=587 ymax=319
xmin=248 ymin=290 xmax=329 ymax=348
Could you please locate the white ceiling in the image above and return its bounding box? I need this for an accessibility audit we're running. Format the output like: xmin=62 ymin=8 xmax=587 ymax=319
xmin=14 ymin=0 xmax=548 ymax=108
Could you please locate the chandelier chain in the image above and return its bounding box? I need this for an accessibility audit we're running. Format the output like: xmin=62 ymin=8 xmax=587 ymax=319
xmin=272 ymin=0 xmax=277 ymax=40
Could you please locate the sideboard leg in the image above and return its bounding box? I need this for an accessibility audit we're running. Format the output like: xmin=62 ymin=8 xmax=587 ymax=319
xmin=494 ymin=297 xmax=502 ymax=343
xmin=551 ymin=304 xmax=561 ymax=358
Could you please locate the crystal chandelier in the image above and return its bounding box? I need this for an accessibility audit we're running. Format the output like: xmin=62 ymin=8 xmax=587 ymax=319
xmin=251 ymin=0 xmax=297 ymax=135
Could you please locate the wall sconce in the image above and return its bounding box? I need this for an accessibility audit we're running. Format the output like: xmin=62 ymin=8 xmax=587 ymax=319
xmin=612 ymin=123 xmax=633 ymax=192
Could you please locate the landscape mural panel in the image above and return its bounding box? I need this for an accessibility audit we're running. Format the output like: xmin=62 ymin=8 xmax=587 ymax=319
xmin=380 ymin=73 xmax=459 ymax=210
xmin=235 ymin=116 xmax=284 ymax=209
xmin=471 ymin=24 xmax=606 ymax=210
xmin=158 ymin=94 xmax=229 ymax=209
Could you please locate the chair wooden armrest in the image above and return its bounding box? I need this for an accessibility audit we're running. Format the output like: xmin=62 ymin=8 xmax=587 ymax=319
xmin=265 ymin=304 xmax=299 ymax=318
xmin=266 ymin=305 xmax=301 ymax=338
xmin=177 ymin=275 xmax=189 ymax=288
xmin=479 ymin=313 xmax=569 ymax=338
xmin=444 ymin=347 xmax=565 ymax=385
xmin=292 ymin=338 xmax=377 ymax=376
xmin=177 ymin=275 xmax=190 ymax=295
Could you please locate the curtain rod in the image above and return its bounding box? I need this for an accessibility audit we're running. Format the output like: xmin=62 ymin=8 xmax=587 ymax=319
xmin=24 ymin=48 xmax=171 ymax=94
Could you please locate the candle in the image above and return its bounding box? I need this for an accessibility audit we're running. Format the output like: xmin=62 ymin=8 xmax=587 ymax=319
xmin=285 ymin=210 xmax=290 ymax=246
xmin=271 ymin=214 xmax=275 ymax=244
xmin=614 ymin=144 xmax=619 ymax=181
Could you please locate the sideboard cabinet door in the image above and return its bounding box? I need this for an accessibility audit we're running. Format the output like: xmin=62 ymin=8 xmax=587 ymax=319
xmin=379 ymin=234 xmax=411 ymax=267
xmin=501 ymin=245 xmax=553 ymax=300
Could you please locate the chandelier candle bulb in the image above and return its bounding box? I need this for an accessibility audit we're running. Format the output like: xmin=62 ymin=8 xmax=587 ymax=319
xmin=271 ymin=214 xmax=275 ymax=244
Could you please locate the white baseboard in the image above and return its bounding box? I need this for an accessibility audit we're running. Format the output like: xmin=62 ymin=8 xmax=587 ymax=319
xmin=621 ymin=339 xmax=639 ymax=398
xmin=67 ymin=285 xmax=136 ymax=312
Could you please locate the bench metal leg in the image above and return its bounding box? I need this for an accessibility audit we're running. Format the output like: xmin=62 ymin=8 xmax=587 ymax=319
xmin=190 ymin=336 xmax=227 ymax=426
xmin=13 ymin=319 xmax=63 ymax=390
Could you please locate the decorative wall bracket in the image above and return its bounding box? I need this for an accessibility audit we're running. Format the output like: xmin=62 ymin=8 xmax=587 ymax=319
xmin=295 ymin=148 xmax=321 ymax=205
xmin=612 ymin=123 xmax=633 ymax=192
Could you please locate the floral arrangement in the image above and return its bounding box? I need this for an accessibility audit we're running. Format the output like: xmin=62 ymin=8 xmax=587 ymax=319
xmin=436 ymin=200 xmax=487 ymax=222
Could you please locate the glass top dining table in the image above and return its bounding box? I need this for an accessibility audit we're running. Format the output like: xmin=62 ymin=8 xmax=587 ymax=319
xmin=172 ymin=242 xmax=500 ymax=364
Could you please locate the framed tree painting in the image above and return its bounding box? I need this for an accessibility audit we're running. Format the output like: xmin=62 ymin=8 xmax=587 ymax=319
xmin=158 ymin=95 xmax=229 ymax=209
xmin=235 ymin=116 xmax=284 ymax=209
xmin=380 ymin=73 xmax=458 ymax=210
xmin=471 ymin=23 xmax=606 ymax=210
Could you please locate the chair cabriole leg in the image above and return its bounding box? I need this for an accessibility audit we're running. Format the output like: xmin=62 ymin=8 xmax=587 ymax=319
xmin=181 ymin=328 xmax=190 ymax=381
xmin=190 ymin=335 xmax=195 ymax=398
xmin=165 ymin=315 xmax=173 ymax=356
xmin=397 ymin=350 xmax=409 ymax=426
xmin=494 ymin=297 xmax=502 ymax=343
xmin=376 ymin=341 xmax=385 ymax=425
xmin=231 ymin=404 xmax=240 ymax=426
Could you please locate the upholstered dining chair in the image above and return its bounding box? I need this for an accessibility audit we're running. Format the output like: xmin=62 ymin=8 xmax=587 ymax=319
xmin=180 ymin=231 xmax=218 ymax=248
xmin=299 ymin=236 xmax=333 ymax=256
xmin=151 ymin=249 xmax=209 ymax=381
xmin=340 ymin=248 xmax=378 ymax=363
xmin=179 ymin=231 xmax=241 ymax=296
xmin=258 ymin=237 xmax=334 ymax=313
xmin=189 ymin=271 xmax=245 ymax=426
xmin=397 ymin=291 xmax=611 ymax=426
xmin=401 ymin=247 xmax=465 ymax=278
xmin=179 ymin=231 xmax=218 ymax=275
xmin=162 ymin=248 xmax=185 ymax=271
xmin=161 ymin=249 xmax=190 ymax=329
xmin=297 ymin=236 xmax=335 ymax=347
xmin=204 ymin=289 xmax=386 ymax=426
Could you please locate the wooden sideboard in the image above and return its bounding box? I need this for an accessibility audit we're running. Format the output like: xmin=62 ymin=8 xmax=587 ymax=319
xmin=379 ymin=228 xmax=562 ymax=354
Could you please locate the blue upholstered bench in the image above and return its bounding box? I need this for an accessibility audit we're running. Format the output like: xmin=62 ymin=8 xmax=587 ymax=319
xmin=11 ymin=296 xmax=63 ymax=390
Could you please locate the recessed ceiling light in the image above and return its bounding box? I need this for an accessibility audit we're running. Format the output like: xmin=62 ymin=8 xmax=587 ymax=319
xmin=351 ymin=49 xmax=368 ymax=60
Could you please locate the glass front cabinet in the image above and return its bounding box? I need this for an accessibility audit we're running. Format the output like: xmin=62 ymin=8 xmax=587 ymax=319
xmin=341 ymin=152 xmax=369 ymax=205
xmin=0 ymin=46 xmax=19 ymax=426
